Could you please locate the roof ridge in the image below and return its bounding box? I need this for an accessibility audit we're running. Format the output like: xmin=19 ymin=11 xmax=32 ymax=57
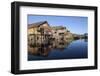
xmin=28 ymin=21 xmax=47 ymax=25
xmin=28 ymin=21 xmax=48 ymax=29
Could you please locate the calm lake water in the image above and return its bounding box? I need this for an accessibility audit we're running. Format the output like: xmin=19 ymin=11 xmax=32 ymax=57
xmin=28 ymin=39 xmax=88 ymax=61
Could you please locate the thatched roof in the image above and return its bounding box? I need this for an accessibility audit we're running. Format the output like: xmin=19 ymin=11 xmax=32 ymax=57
xmin=51 ymin=26 xmax=66 ymax=30
xmin=28 ymin=21 xmax=48 ymax=29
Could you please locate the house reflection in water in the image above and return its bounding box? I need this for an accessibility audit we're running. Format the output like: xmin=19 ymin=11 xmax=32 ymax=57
xmin=28 ymin=21 xmax=88 ymax=60
xmin=28 ymin=40 xmax=72 ymax=57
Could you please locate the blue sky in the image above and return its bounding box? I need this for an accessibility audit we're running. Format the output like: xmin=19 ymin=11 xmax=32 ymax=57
xmin=28 ymin=15 xmax=88 ymax=34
